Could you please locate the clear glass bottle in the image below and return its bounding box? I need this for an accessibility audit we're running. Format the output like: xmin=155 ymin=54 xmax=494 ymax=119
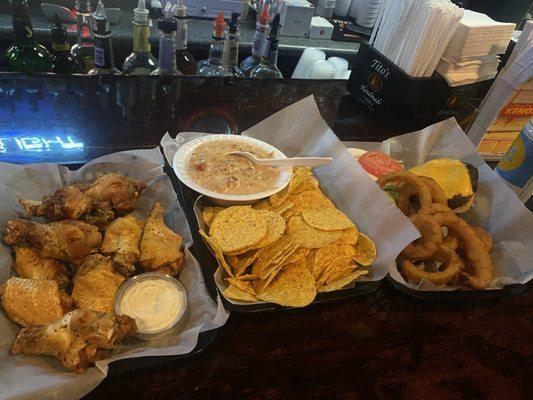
xmin=239 ymin=5 xmax=269 ymax=77
xmin=197 ymin=12 xmax=226 ymax=77
xmin=151 ymin=7 xmax=182 ymax=76
xmin=88 ymin=1 xmax=122 ymax=75
xmin=5 ymin=0 xmax=53 ymax=73
xmin=71 ymin=0 xmax=95 ymax=73
xmin=50 ymin=13 xmax=77 ymax=74
xmin=220 ymin=12 xmax=245 ymax=78
xmin=122 ymin=0 xmax=157 ymax=75
xmin=173 ymin=0 xmax=197 ymax=75
xmin=250 ymin=14 xmax=283 ymax=79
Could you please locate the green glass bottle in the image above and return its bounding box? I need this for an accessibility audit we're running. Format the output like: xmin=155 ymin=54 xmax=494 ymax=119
xmin=5 ymin=0 xmax=53 ymax=73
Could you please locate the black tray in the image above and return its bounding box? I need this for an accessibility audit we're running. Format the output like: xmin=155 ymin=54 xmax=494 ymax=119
xmin=388 ymin=276 xmax=531 ymax=300
xmin=160 ymin=144 xmax=382 ymax=312
xmin=108 ymin=329 xmax=217 ymax=375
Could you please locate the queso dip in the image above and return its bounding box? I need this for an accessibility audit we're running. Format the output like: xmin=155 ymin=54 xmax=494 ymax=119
xmin=188 ymin=140 xmax=280 ymax=195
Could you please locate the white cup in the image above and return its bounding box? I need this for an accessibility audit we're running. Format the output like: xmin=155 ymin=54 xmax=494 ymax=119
xmin=309 ymin=60 xmax=337 ymax=79
xmin=328 ymin=57 xmax=349 ymax=79
xmin=334 ymin=0 xmax=352 ymax=17
xmin=355 ymin=0 xmax=383 ymax=28
xmin=291 ymin=48 xmax=327 ymax=79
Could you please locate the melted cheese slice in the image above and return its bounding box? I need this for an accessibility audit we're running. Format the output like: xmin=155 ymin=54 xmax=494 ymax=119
xmin=409 ymin=158 xmax=472 ymax=198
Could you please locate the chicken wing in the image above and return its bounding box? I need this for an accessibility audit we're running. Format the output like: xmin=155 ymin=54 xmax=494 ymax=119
xmin=13 ymin=246 xmax=69 ymax=287
xmin=140 ymin=202 xmax=184 ymax=276
xmin=11 ymin=309 xmax=137 ymax=373
xmin=0 ymin=277 xmax=73 ymax=327
xmin=72 ymin=254 xmax=125 ymax=313
xmin=5 ymin=219 xmax=102 ymax=262
xmin=83 ymin=173 xmax=147 ymax=213
xmin=100 ymin=215 xmax=143 ymax=276
xmin=19 ymin=186 xmax=93 ymax=220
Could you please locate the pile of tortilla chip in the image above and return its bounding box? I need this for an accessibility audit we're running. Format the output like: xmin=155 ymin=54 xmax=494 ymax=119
xmin=200 ymin=167 xmax=377 ymax=308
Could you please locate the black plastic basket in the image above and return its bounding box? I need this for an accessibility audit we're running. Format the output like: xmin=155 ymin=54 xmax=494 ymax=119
xmin=160 ymin=145 xmax=382 ymax=313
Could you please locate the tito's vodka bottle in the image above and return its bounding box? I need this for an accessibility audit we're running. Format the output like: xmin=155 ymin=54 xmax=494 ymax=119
xmin=5 ymin=0 xmax=53 ymax=73
xmin=71 ymin=0 xmax=95 ymax=73
xmin=122 ymin=0 xmax=157 ymax=75
xmin=88 ymin=1 xmax=121 ymax=75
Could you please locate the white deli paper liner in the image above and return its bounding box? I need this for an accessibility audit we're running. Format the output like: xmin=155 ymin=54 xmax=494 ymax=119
xmin=161 ymin=96 xmax=420 ymax=305
xmin=347 ymin=117 xmax=533 ymax=291
xmin=0 ymin=148 xmax=229 ymax=400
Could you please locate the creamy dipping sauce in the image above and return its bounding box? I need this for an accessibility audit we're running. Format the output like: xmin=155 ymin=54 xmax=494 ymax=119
xmin=118 ymin=277 xmax=185 ymax=334
xmin=188 ymin=141 xmax=280 ymax=195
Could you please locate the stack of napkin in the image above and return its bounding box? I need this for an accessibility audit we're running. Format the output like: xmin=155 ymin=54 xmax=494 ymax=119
xmin=437 ymin=10 xmax=515 ymax=86
xmin=369 ymin=0 xmax=464 ymax=78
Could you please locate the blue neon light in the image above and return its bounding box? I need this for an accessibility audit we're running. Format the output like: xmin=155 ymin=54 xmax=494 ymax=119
xmin=0 ymin=135 xmax=84 ymax=154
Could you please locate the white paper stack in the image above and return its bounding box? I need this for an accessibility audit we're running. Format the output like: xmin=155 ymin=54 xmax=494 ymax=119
xmin=369 ymin=0 xmax=464 ymax=78
xmin=437 ymin=10 xmax=515 ymax=86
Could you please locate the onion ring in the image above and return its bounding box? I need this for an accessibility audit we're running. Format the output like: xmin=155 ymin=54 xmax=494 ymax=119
xmin=429 ymin=203 xmax=454 ymax=215
xmin=419 ymin=176 xmax=448 ymax=205
xmin=431 ymin=213 xmax=493 ymax=289
xmin=472 ymin=227 xmax=493 ymax=253
xmin=396 ymin=176 xmax=448 ymax=215
xmin=401 ymin=213 xmax=442 ymax=259
xmin=442 ymin=232 xmax=460 ymax=250
xmin=378 ymin=172 xmax=432 ymax=214
xmin=400 ymin=245 xmax=464 ymax=286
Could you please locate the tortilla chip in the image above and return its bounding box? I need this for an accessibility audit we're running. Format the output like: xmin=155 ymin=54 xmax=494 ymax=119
xmin=200 ymin=230 xmax=234 ymax=277
xmin=288 ymin=167 xmax=319 ymax=195
xmin=253 ymin=210 xmax=286 ymax=249
xmin=285 ymin=247 xmax=310 ymax=264
xmin=287 ymin=216 xmax=343 ymax=249
xmin=223 ymin=285 xmax=258 ymax=302
xmin=209 ymin=206 xmax=268 ymax=253
xmin=302 ymin=207 xmax=355 ymax=231
xmin=256 ymin=265 xmax=317 ymax=307
xmin=352 ymin=233 xmax=377 ymax=266
xmin=251 ymin=236 xmax=297 ymax=277
xmin=283 ymin=189 xmax=333 ymax=221
xmin=202 ymin=206 xmax=224 ymax=227
xmin=331 ymin=227 xmax=359 ymax=246
xmin=318 ymin=270 xmax=369 ymax=293
xmin=270 ymin=185 xmax=290 ymax=207
xmin=226 ymin=277 xmax=256 ymax=295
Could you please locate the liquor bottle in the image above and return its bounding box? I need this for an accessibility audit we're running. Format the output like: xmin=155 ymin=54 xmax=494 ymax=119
xmin=50 ymin=14 xmax=77 ymax=74
xmin=239 ymin=5 xmax=269 ymax=77
xmin=5 ymin=0 xmax=53 ymax=73
xmin=220 ymin=12 xmax=245 ymax=78
xmin=173 ymin=0 xmax=197 ymax=75
xmin=88 ymin=1 xmax=121 ymax=75
xmin=250 ymin=14 xmax=283 ymax=79
xmin=197 ymin=12 xmax=226 ymax=77
xmin=122 ymin=0 xmax=157 ymax=75
xmin=71 ymin=0 xmax=95 ymax=73
xmin=148 ymin=0 xmax=162 ymax=28
xmin=151 ymin=6 xmax=181 ymax=76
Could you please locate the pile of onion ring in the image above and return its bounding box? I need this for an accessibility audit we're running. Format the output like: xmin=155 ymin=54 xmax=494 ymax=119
xmin=377 ymin=171 xmax=493 ymax=289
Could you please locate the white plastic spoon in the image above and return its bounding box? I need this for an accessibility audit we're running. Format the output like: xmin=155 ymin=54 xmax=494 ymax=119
xmin=226 ymin=151 xmax=333 ymax=167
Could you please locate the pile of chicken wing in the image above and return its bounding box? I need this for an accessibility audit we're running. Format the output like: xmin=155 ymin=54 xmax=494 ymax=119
xmin=0 ymin=173 xmax=185 ymax=373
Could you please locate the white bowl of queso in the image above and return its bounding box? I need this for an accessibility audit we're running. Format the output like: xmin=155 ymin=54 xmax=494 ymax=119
xmin=173 ymin=134 xmax=293 ymax=204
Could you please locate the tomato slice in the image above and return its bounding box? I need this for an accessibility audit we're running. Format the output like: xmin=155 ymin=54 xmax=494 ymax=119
xmin=359 ymin=151 xmax=403 ymax=178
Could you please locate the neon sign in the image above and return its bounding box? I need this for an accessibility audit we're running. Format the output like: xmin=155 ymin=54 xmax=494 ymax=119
xmin=0 ymin=135 xmax=84 ymax=154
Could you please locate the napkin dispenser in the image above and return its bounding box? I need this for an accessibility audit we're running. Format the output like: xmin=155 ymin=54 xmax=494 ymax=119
xmin=347 ymin=43 xmax=491 ymax=129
